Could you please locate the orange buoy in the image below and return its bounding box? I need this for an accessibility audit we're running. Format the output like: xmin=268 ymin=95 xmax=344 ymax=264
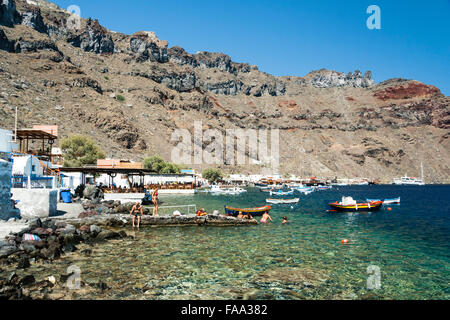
xmin=341 ymin=239 xmax=349 ymax=244
xmin=387 ymin=207 xmax=392 ymax=211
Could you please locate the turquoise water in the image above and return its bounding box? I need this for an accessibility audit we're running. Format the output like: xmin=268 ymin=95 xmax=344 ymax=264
xmin=14 ymin=185 xmax=450 ymax=299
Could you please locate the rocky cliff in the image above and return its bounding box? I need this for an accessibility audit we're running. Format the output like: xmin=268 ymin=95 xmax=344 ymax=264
xmin=0 ymin=0 xmax=449 ymax=183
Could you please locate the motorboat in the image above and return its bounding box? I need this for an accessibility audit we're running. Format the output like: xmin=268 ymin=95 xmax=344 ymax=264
xmin=266 ymin=198 xmax=300 ymax=204
xmin=328 ymin=196 xmax=383 ymax=212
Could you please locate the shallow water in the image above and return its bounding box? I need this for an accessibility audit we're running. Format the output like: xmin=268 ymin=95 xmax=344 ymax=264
xmin=7 ymin=185 xmax=450 ymax=299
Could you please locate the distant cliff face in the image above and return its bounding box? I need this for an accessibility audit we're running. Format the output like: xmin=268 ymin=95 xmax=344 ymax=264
xmin=0 ymin=0 xmax=449 ymax=182
xmin=305 ymin=69 xmax=375 ymax=88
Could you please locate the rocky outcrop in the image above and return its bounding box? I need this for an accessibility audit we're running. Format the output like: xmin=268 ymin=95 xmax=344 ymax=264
xmin=0 ymin=29 xmax=15 ymax=51
xmin=20 ymin=5 xmax=47 ymax=33
xmin=130 ymin=31 xmax=168 ymax=63
xmin=68 ymin=77 xmax=103 ymax=94
xmin=67 ymin=18 xmax=114 ymax=54
xmin=373 ymin=80 xmax=441 ymax=100
xmin=305 ymin=69 xmax=375 ymax=88
xmin=168 ymin=47 xmax=252 ymax=75
xmin=0 ymin=0 xmax=20 ymax=27
xmin=132 ymin=69 xmax=196 ymax=92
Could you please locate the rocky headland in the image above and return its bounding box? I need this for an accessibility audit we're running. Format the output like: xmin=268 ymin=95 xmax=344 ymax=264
xmin=0 ymin=0 xmax=448 ymax=182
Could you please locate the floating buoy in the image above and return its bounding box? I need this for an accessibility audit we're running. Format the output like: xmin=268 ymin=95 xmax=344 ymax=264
xmin=387 ymin=207 xmax=392 ymax=211
xmin=341 ymin=239 xmax=349 ymax=244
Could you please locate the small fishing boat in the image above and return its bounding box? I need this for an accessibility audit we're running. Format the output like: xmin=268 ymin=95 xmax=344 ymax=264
xmin=269 ymin=189 xmax=294 ymax=196
xmin=383 ymin=197 xmax=400 ymax=204
xmin=210 ymin=185 xmax=246 ymax=195
xmin=293 ymin=186 xmax=314 ymax=194
xmin=328 ymin=196 xmax=382 ymax=212
xmin=266 ymin=198 xmax=300 ymax=204
xmin=224 ymin=205 xmax=271 ymax=216
xmin=366 ymin=197 xmax=400 ymax=204
xmin=316 ymin=185 xmax=332 ymax=191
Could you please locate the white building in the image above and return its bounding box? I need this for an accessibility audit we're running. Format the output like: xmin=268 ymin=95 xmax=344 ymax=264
xmin=12 ymin=155 xmax=44 ymax=177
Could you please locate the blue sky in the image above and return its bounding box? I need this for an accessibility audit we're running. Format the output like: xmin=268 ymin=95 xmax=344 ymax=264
xmin=52 ymin=0 xmax=450 ymax=95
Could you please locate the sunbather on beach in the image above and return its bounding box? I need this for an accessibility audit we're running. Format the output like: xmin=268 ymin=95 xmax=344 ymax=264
xmin=130 ymin=202 xmax=143 ymax=228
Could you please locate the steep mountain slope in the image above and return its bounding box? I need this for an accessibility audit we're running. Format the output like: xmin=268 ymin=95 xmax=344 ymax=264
xmin=0 ymin=0 xmax=449 ymax=182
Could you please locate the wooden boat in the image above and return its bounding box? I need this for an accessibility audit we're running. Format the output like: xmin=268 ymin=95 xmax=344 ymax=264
xmin=224 ymin=205 xmax=271 ymax=216
xmin=328 ymin=196 xmax=382 ymax=212
xmin=266 ymin=198 xmax=300 ymax=204
xmin=269 ymin=189 xmax=294 ymax=196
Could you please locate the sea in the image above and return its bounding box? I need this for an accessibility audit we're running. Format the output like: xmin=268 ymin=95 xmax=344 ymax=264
xmin=10 ymin=185 xmax=450 ymax=300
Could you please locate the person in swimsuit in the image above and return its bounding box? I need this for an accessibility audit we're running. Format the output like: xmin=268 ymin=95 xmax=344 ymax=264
xmin=243 ymin=213 xmax=253 ymax=220
xmin=152 ymin=187 xmax=159 ymax=216
xmin=237 ymin=211 xmax=244 ymax=219
xmin=260 ymin=211 xmax=273 ymax=224
xmin=130 ymin=202 xmax=143 ymax=228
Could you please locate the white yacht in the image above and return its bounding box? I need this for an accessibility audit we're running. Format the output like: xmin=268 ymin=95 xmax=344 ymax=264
xmin=393 ymin=163 xmax=425 ymax=185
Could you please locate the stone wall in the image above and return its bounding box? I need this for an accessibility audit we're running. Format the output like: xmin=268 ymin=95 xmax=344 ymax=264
xmin=11 ymin=188 xmax=57 ymax=219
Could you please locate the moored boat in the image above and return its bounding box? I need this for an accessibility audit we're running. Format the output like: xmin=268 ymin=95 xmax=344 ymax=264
xmin=383 ymin=197 xmax=400 ymax=204
xmin=224 ymin=205 xmax=271 ymax=216
xmin=269 ymin=189 xmax=294 ymax=196
xmin=328 ymin=196 xmax=382 ymax=212
xmin=266 ymin=198 xmax=300 ymax=204
xmin=366 ymin=197 xmax=400 ymax=204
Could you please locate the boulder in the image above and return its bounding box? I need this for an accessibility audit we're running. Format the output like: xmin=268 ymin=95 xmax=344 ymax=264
xmin=0 ymin=245 xmax=18 ymax=258
xmin=96 ymin=230 xmax=121 ymax=240
xmin=17 ymin=257 xmax=30 ymax=269
xmin=90 ymin=225 xmax=102 ymax=234
xmin=79 ymin=225 xmax=90 ymax=233
xmin=62 ymin=243 xmax=77 ymax=253
xmin=28 ymin=218 xmax=42 ymax=229
xmin=20 ymin=275 xmax=35 ymax=287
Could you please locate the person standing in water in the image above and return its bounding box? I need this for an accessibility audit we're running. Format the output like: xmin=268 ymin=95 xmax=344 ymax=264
xmin=130 ymin=202 xmax=143 ymax=228
xmin=152 ymin=187 xmax=159 ymax=216
xmin=260 ymin=211 xmax=273 ymax=224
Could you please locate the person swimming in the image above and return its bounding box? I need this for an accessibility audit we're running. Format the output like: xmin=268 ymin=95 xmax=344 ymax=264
xmin=260 ymin=211 xmax=273 ymax=224
xmin=282 ymin=216 xmax=289 ymax=224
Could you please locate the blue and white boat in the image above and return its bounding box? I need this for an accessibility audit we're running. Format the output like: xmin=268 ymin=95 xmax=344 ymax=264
xmin=269 ymin=189 xmax=294 ymax=196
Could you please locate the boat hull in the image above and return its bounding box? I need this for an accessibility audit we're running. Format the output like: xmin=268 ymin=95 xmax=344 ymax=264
xmin=224 ymin=205 xmax=271 ymax=216
xmin=266 ymin=198 xmax=300 ymax=204
xmin=328 ymin=201 xmax=383 ymax=212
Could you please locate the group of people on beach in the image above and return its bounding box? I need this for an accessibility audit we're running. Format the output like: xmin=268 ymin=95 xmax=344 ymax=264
xmin=128 ymin=187 xmax=289 ymax=228
xmin=129 ymin=187 xmax=159 ymax=228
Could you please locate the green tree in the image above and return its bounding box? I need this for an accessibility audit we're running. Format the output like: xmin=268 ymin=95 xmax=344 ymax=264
xmin=61 ymin=135 xmax=106 ymax=167
xmin=161 ymin=162 xmax=181 ymax=174
xmin=202 ymin=168 xmax=223 ymax=183
xmin=143 ymin=155 xmax=181 ymax=174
